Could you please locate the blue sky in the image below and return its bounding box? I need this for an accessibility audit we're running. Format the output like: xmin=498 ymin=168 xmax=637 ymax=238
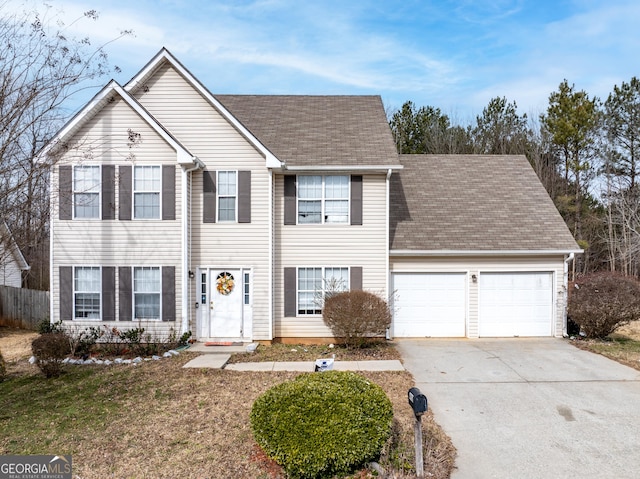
xmin=10 ymin=0 xmax=640 ymax=123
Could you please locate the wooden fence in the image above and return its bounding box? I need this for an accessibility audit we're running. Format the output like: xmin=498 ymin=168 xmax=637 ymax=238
xmin=0 ymin=285 xmax=49 ymax=330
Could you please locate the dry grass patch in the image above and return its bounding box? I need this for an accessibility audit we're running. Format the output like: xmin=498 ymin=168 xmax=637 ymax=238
xmin=228 ymin=340 xmax=401 ymax=363
xmin=0 ymin=326 xmax=38 ymax=361
xmin=571 ymin=320 xmax=640 ymax=372
xmin=0 ymin=348 xmax=455 ymax=479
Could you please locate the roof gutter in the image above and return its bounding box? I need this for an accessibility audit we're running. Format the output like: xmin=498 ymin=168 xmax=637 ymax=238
xmin=282 ymin=165 xmax=403 ymax=172
xmin=390 ymin=249 xmax=585 ymax=257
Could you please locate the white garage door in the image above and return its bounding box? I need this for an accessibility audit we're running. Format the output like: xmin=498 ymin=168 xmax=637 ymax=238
xmin=479 ymin=272 xmax=553 ymax=337
xmin=392 ymin=273 xmax=466 ymax=337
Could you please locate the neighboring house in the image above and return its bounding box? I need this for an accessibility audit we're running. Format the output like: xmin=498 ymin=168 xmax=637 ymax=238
xmin=44 ymin=48 xmax=581 ymax=341
xmin=0 ymin=222 xmax=29 ymax=288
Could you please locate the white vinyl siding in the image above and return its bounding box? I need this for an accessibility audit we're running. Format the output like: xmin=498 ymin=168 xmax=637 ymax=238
xmin=74 ymin=266 xmax=101 ymax=319
xmin=390 ymin=255 xmax=566 ymax=338
xmin=217 ymin=170 xmax=237 ymax=222
xmin=134 ymin=165 xmax=161 ymax=219
xmin=130 ymin=63 xmax=271 ymax=340
xmin=0 ymin=248 xmax=25 ymax=288
xmin=276 ymin=174 xmax=388 ymax=338
xmin=74 ymin=165 xmax=100 ymax=219
xmin=50 ymin=94 xmax=182 ymax=336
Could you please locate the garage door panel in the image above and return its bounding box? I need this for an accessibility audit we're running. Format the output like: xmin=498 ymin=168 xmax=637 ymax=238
xmin=393 ymin=273 xmax=466 ymax=338
xmin=479 ymin=272 xmax=553 ymax=337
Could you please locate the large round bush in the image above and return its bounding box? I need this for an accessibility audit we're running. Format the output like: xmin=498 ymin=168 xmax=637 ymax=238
xmin=250 ymin=370 xmax=393 ymax=479
xmin=568 ymin=272 xmax=640 ymax=339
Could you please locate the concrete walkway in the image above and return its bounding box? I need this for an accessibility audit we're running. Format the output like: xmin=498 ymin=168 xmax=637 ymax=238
xmin=397 ymin=338 xmax=640 ymax=479
xmin=181 ymin=344 xmax=404 ymax=371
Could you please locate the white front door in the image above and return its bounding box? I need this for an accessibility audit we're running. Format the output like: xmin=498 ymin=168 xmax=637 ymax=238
xmin=199 ymin=268 xmax=244 ymax=339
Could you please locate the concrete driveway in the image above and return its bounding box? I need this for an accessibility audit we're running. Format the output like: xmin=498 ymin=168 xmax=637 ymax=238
xmin=397 ymin=339 xmax=640 ymax=479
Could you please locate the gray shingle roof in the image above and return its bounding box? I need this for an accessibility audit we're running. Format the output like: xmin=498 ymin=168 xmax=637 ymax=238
xmin=214 ymin=95 xmax=399 ymax=167
xmin=390 ymin=154 xmax=580 ymax=251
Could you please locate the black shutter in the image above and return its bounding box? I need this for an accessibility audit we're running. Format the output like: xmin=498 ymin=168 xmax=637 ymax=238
xmin=102 ymin=267 xmax=116 ymax=321
xmin=350 ymin=175 xmax=363 ymax=225
xmin=119 ymin=267 xmax=132 ymax=321
xmin=284 ymin=267 xmax=296 ymax=317
xmin=350 ymin=267 xmax=363 ymax=291
xmin=203 ymin=170 xmax=216 ymax=223
xmin=162 ymin=266 xmax=176 ymax=321
xmin=238 ymin=170 xmax=251 ymax=223
xmin=284 ymin=175 xmax=296 ymax=225
xmin=59 ymin=166 xmax=72 ymax=220
xmin=162 ymin=165 xmax=176 ymax=220
xmin=60 ymin=266 xmax=73 ymax=320
xmin=119 ymin=165 xmax=132 ymax=221
xmin=102 ymin=165 xmax=115 ymax=220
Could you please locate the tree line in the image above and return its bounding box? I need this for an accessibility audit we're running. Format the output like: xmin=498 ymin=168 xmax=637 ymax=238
xmin=389 ymin=79 xmax=640 ymax=278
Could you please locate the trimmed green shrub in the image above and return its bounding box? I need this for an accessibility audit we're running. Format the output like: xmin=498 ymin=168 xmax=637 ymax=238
xmin=322 ymin=290 xmax=391 ymax=348
xmin=568 ymin=272 xmax=640 ymax=339
xmin=0 ymin=349 xmax=6 ymax=382
xmin=251 ymin=371 xmax=393 ymax=479
xmin=32 ymin=333 xmax=71 ymax=378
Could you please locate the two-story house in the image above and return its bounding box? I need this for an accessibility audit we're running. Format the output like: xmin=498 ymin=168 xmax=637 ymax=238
xmin=45 ymin=49 xmax=580 ymax=342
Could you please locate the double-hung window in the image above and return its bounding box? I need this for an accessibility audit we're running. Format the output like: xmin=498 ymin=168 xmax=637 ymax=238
xmin=134 ymin=166 xmax=161 ymax=219
xmin=297 ymin=267 xmax=349 ymax=315
xmin=74 ymin=267 xmax=101 ymax=319
xmin=217 ymin=171 xmax=237 ymax=221
xmin=133 ymin=267 xmax=161 ymax=320
xmin=73 ymin=165 xmax=100 ymax=219
xmin=297 ymin=175 xmax=349 ymax=224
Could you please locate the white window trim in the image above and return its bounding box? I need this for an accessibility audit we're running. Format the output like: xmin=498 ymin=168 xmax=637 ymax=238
xmin=73 ymin=165 xmax=101 ymax=220
xmin=133 ymin=165 xmax=162 ymax=220
xmin=216 ymin=170 xmax=238 ymax=222
xmin=132 ymin=266 xmax=162 ymax=321
xmin=296 ymin=175 xmax=350 ymax=225
xmin=73 ymin=266 xmax=102 ymax=320
xmin=296 ymin=266 xmax=350 ymax=316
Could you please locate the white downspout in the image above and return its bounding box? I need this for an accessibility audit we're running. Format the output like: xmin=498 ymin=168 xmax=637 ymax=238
xmin=562 ymin=252 xmax=575 ymax=337
xmin=268 ymin=169 xmax=274 ymax=341
xmin=385 ymin=168 xmax=392 ymax=340
xmin=181 ymin=159 xmax=203 ymax=335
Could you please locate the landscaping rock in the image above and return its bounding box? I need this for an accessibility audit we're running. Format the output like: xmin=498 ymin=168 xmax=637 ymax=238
xmin=114 ymin=358 xmax=123 ymax=364
xmin=152 ymin=355 xmax=161 ymax=360
xmin=29 ymin=356 xmax=36 ymax=365
xmin=133 ymin=357 xmax=143 ymax=363
xmin=163 ymin=352 xmax=172 ymax=358
xmin=168 ymin=350 xmax=179 ymax=356
xmin=246 ymin=343 xmax=258 ymax=353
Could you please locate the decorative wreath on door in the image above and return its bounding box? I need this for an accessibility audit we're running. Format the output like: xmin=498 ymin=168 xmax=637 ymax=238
xmin=216 ymin=272 xmax=235 ymax=295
